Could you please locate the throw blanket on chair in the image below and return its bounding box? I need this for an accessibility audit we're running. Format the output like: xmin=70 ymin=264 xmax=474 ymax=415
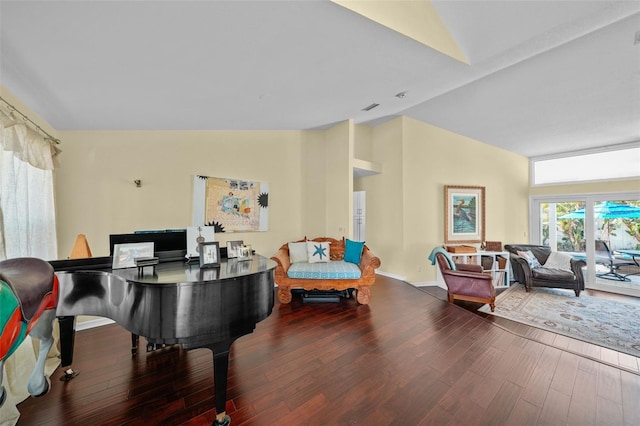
xmin=428 ymin=247 xmax=457 ymax=270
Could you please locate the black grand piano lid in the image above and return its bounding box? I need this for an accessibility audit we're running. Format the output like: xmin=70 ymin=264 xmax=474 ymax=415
xmin=110 ymin=256 xmax=276 ymax=284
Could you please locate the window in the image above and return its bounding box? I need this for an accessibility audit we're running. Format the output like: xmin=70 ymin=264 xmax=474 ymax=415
xmin=531 ymin=143 xmax=640 ymax=185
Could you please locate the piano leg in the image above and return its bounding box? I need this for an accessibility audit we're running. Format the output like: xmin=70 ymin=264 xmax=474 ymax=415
xmin=57 ymin=316 xmax=80 ymax=381
xmin=131 ymin=333 xmax=139 ymax=355
xmin=203 ymin=341 xmax=233 ymax=426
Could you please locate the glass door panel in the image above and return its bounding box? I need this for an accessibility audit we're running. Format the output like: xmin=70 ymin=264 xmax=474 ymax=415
xmin=588 ymin=198 xmax=640 ymax=296
xmin=539 ymin=201 xmax=585 ymax=254
xmin=532 ymin=195 xmax=640 ymax=297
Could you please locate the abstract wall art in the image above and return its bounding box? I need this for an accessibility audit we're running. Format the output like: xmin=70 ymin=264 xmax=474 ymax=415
xmin=192 ymin=175 xmax=269 ymax=232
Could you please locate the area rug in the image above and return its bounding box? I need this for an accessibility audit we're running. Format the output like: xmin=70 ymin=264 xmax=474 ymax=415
xmin=478 ymin=284 xmax=640 ymax=357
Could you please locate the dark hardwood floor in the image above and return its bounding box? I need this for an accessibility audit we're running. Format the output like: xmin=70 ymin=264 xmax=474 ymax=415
xmin=17 ymin=276 xmax=640 ymax=425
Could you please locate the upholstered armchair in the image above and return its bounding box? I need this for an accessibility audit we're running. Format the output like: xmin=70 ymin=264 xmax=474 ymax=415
xmin=434 ymin=251 xmax=496 ymax=312
xmin=504 ymin=244 xmax=585 ymax=296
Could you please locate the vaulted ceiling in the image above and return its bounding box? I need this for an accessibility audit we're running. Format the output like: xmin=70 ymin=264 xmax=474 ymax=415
xmin=1 ymin=0 xmax=639 ymax=158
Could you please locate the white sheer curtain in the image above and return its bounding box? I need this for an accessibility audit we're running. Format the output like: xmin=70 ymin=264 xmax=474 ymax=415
xmin=0 ymin=110 xmax=60 ymax=425
xmin=0 ymin=111 xmax=58 ymax=260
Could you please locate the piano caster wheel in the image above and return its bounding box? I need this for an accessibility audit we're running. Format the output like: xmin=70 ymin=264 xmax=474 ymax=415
xmin=147 ymin=343 xmax=155 ymax=352
xmin=213 ymin=414 xmax=230 ymax=426
xmin=131 ymin=347 xmax=137 ymax=356
xmin=59 ymin=368 xmax=79 ymax=382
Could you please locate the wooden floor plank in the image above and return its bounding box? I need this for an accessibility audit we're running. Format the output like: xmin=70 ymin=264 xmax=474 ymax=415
xmin=520 ymin=345 xmax=562 ymax=407
xmin=550 ymin=351 xmax=580 ymax=396
xmin=503 ymin=398 xmax=541 ymax=426
xmin=620 ymin=370 xmax=640 ymax=425
xmin=566 ymin=367 xmax=598 ymax=425
xmin=537 ymin=388 xmax=571 ymax=425
xmin=597 ymin=363 xmax=624 ymax=403
xmin=480 ymin=380 xmax=523 ymax=424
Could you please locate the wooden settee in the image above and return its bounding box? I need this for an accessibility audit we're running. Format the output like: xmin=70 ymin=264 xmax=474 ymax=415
xmin=270 ymin=237 xmax=381 ymax=304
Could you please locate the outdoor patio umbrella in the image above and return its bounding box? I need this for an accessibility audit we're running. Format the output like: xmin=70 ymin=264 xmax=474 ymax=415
xmin=559 ymin=201 xmax=640 ymax=243
xmin=559 ymin=201 xmax=640 ymax=219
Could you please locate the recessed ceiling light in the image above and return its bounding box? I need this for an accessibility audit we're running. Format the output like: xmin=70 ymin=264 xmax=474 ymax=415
xmin=362 ymin=103 xmax=380 ymax=111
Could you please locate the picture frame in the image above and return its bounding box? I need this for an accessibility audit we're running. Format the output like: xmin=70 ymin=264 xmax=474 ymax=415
xmin=112 ymin=242 xmax=155 ymax=269
xmin=226 ymin=240 xmax=244 ymax=259
xmin=237 ymin=244 xmax=252 ymax=261
xmin=199 ymin=241 xmax=221 ymax=268
xmin=444 ymin=185 xmax=485 ymax=244
xmin=186 ymin=225 xmax=215 ymax=258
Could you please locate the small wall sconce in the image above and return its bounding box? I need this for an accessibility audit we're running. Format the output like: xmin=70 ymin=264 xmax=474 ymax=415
xmin=134 ymin=179 xmax=141 ymax=188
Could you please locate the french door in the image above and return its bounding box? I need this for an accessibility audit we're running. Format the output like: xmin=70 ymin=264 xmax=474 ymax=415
xmin=531 ymin=191 xmax=640 ymax=297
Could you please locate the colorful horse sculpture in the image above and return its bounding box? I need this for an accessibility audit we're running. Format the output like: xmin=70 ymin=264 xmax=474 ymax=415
xmin=0 ymin=257 xmax=58 ymax=406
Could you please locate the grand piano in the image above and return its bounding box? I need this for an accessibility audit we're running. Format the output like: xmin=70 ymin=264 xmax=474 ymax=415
xmin=50 ymin=231 xmax=276 ymax=426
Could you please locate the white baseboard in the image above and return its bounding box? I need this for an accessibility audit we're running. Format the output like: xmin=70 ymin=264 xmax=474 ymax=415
xmin=412 ymin=281 xmax=439 ymax=287
xmin=376 ymin=270 xmax=407 ymax=281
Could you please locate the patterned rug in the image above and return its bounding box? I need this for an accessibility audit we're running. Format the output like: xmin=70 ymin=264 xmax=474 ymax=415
xmin=478 ymin=284 xmax=640 ymax=357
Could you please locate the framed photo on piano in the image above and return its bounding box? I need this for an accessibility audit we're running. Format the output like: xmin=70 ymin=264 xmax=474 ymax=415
xmin=199 ymin=241 xmax=220 ymax=268
xmin=226 ymin=240 xmax=244 ymax=258
xmin=112 ymin=242 xmax=154 ymax=269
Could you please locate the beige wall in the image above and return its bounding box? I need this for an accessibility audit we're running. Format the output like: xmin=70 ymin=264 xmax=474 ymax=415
xmin=354 ymin=123 xmax=373 ymax=162
xmin=358 ymin=116 xmax=530 ymax=283
xmin=300 ymin=130 xmax=326 ymax=239
xmin=54 ymin=130 xmax=304 ymax=258
xmin=359 ymin=118 xmax=406 ymax=276
xmin=324 ymin=120 xmax=353 ymax=238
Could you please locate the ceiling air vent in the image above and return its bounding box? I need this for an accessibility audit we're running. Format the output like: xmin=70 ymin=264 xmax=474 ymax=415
xmin=361 ymin=103 xmax=379 ymax=111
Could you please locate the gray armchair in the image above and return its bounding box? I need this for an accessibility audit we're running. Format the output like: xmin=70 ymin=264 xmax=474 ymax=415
xmin=505 ymin=244 xmax=585 ymax=296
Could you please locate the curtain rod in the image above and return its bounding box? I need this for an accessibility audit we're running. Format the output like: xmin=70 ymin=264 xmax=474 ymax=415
xmin=0 ymin=95 xmax=61 ymax=145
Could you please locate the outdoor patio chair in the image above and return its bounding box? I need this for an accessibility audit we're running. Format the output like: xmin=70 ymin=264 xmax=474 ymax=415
xmin=595 ymin=240 xmax=636 ymax=282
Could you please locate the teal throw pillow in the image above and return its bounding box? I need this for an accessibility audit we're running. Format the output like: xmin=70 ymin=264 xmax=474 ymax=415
xmin=344 ymin=239 xmax=365 ymax=265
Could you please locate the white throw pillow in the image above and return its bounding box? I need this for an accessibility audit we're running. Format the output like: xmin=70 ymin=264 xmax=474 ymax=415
xmin=307 ymin=241 xmax=331 ymax=263
xmin=288 ymin=242 xmax=308 ymax=263
xmin=544 ymin=251 xmax=573 ymax=272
